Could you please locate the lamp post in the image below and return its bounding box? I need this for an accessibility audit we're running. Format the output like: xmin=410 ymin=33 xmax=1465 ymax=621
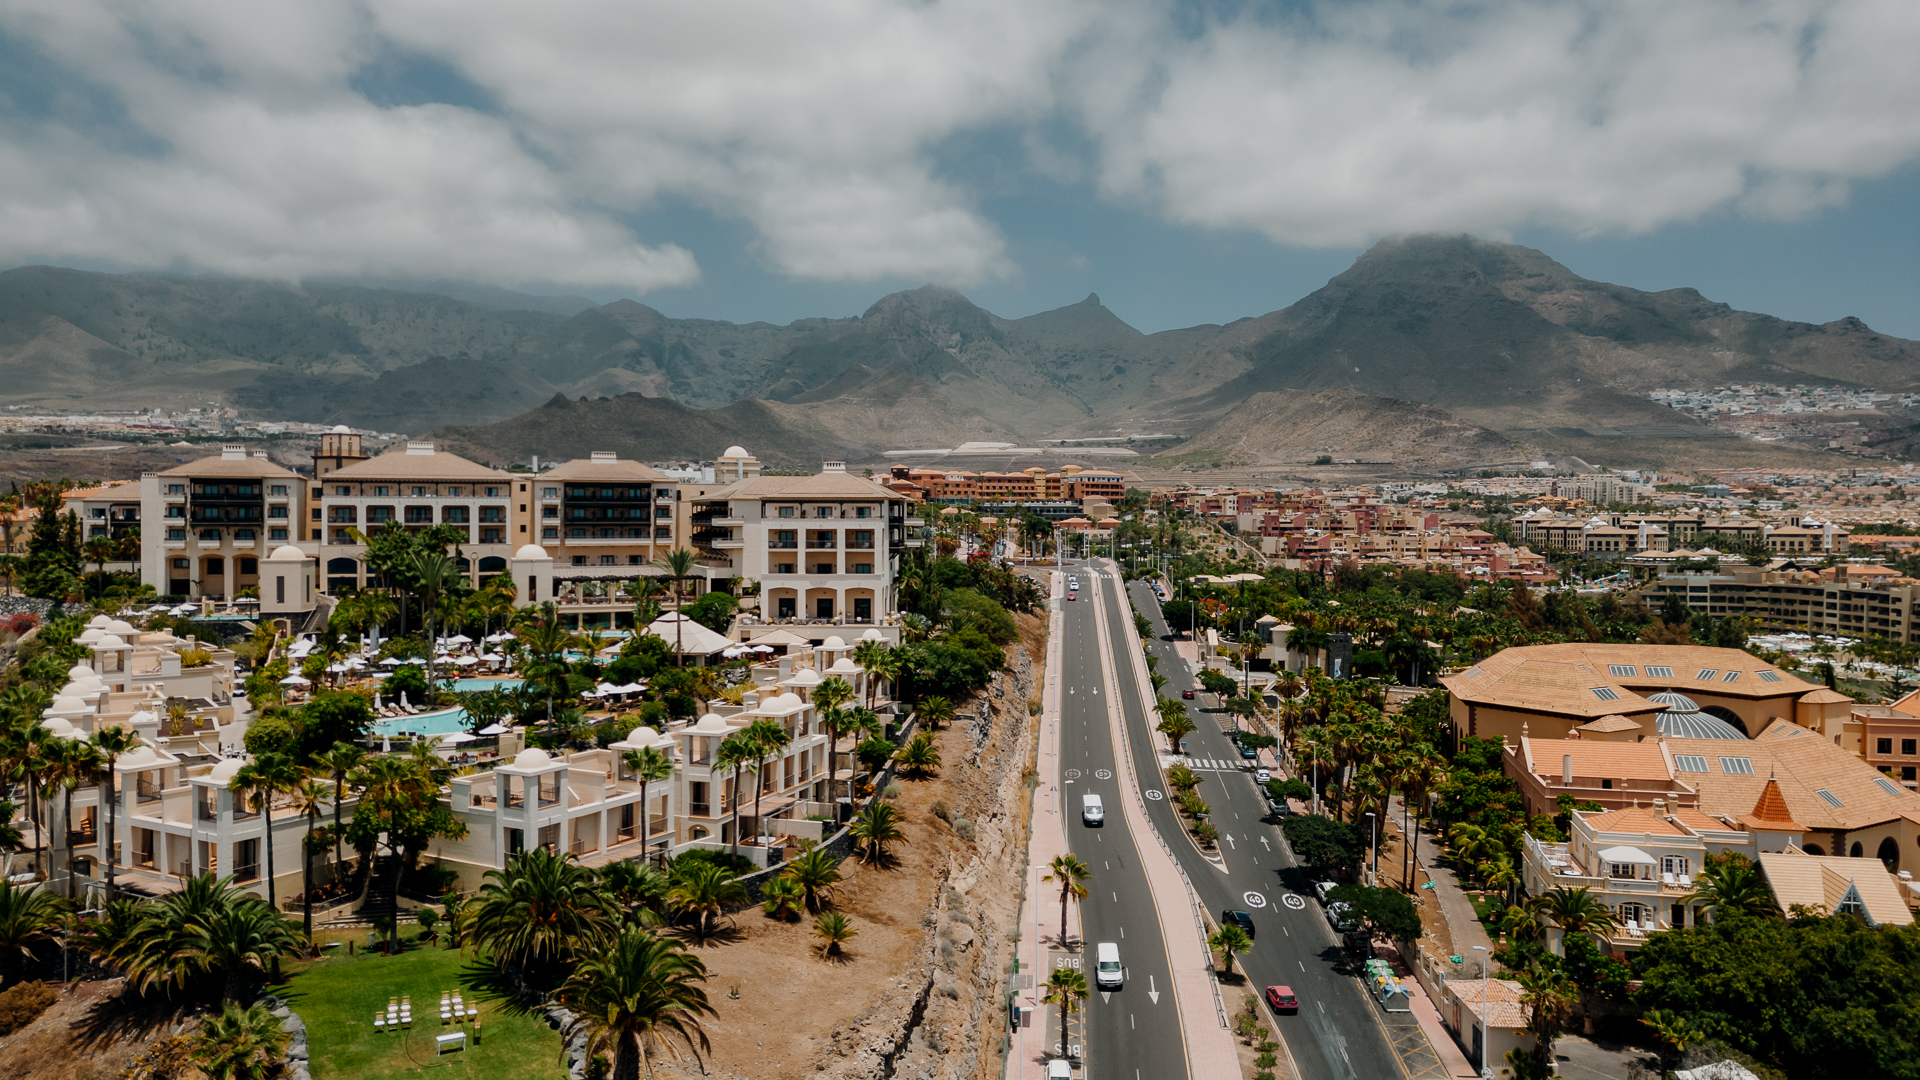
xmin=1365 ymin=811 xmax=1378 ymax=884
xmin=1472 ymin=944 xmax=1489 ymax=1079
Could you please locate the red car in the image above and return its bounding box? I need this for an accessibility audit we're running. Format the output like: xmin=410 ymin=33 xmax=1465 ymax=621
xmin=1264 ymin=985 xmax=1298 ymax=1014
xmin=1182 ymin=690 xmax=1195 ymax=700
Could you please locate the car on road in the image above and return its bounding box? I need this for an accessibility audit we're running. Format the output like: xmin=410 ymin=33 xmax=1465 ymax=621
xmin=1253 ymin=768 xmax=1271 ymax=783
xmin=1264 ymin=985 xmax=1299 ymax=1014
xmin=1094 ymin=942 xmax=1123 ymax=988
xmin=1237 ymin=743 xmax=1259 ymax=760
xmin=1047 ymin=1058 xmax=1073 ymax=1079
xmin=1221 ymin=909 xmax=1256 ymax=938
xmin=1313 ymin=880 xmax=1339 ymax=904
xmin=1182 ymin=689 xmax=1195 ymax=699
xmin=1265 ymin=797 xmax=1290 ymax=818
xmin=1066 ymin=592 xmax=1076 ymax=601
xmin=1325 ymin=901 xmax=1355 ymax=932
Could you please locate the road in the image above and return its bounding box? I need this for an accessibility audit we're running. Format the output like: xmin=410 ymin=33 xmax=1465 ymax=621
xmin=1078 ymin=562 xmax=1427 ymax=1080
xmin=1055 ymin=571 xmax=1192 ymax=1080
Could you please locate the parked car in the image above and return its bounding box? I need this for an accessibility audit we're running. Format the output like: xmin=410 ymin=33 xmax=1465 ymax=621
xmin=1221 ymin=909 xmax=1256 ymax=938
xmin=1325 ymin=901 xmax=1355 ymax=932
xmin=1253 ymin=768 xmax=1271 ymax=783
xmin=1067 ymin=593 xmax=1076 ymax=601
xmin=1264 ymin=985 xmax=1299 ymax=1014
xmin=1237 ymin=743 xmax=1259 ymax=760
xmin=1313 ymin=880 xmax=1339 ymax=904
xmin=1265 ymin=797 xmax=1289 ymax=818
xmin=1047 ymin=1058 xmax=1073 ymax=1079
xmin=1182 ymin=689 xmax=1195 ymax=699
xmin=1343 ymin=930 xmax=1376 ymax=957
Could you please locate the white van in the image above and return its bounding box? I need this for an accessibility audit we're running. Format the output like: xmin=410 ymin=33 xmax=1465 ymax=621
xmin=1081 ymin=792 xmax=1104 ymax=826
xmin=1095 ymin=942 xmax=1122 ymax=988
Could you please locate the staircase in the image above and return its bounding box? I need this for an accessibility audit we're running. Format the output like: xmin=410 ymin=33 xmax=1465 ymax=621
xmin=358 ymin=855 xmax=399 ymax=920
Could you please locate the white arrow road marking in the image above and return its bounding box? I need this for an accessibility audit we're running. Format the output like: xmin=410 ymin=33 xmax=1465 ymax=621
xmin=1224 ymin=834 xmax=1236 ymax=849
xmin=1260 ymin=836 xmax=1271 ymax=851
xmin=1101 ymin=992 xmax=1110 ymax=1004
xmin=1147 ymin=976 xmax=1159 ymax=1004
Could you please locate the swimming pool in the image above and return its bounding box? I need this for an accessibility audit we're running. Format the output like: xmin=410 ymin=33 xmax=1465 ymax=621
xmin=370 ymin=679 xmax=524 ymax=738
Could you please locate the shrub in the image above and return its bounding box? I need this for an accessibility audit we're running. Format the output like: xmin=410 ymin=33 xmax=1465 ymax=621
xmin=929 ymin=799 xmax=952 ymax=822
xmin=7 ymin=613 xmax=38 ymax=635
xmin=953 ymin=817 xmax=975 ymax=841
xmin=0 ymin=980 xmax=55 ymax=1036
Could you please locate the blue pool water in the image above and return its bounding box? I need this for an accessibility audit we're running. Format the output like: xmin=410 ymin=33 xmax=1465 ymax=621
xmin=370 ymin=678 xmax=523 ymax=737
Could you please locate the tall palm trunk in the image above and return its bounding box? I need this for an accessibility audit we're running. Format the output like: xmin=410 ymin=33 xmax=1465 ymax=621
xmin=62 ymin=782 xmax=77 ymax=899
xmin=303 ymin=811 xmax=316 ymax=939
xmin=261 ymin=799 xmax=277 ymax=911
xmin=102 ymin=762 xmax=119 ymax=901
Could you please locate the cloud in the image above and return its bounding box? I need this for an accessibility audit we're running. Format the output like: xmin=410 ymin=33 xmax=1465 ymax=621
xmin=0 ymin=0 xmax=1917 ymax=292
xmin=1077 ymin=0 xmax=1920 ymax=245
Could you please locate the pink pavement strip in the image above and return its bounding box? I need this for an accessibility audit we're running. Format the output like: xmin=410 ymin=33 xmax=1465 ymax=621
xmin=1013 ymin=570 xmax=1073 ymax=1078
xmin=1090 ymin=561 xmax=1241 ymax=1079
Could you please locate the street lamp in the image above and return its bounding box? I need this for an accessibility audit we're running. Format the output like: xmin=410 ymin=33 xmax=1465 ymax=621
xmin=1365 ymin=811 xmax=1378 ymax=883
xmin=1472 ymin=944 xmax=1489 ymax=1079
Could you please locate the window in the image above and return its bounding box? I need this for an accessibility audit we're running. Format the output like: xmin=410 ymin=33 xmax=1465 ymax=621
xmin=268 ymin=506 xmax=287 ymax=518
xmin=543 ymin=507 xmax=558 ymax=519
xmin=412 ymin=486 xmax=426 ymax=496
xmin=853 ymin=562 xmax=873 ymax=574
xmin=166 ymin=483 xmax=184 ymax=495
xmin=543 ymin=487 xmax=558 ymax=497
xmin=1674 ymin=754 xmax=1710 ymax=773
xmin=311 ymin=508 xmax=321 ymax=520
xmin=778 ymin=506 xmax=795 ymax=518
xmin=1814 ymin=788 xmax=1845 ymax=808
xmin=1695 ymin=669 xmax=1718 ymax=680
xmin=443 ymin=506 xmax=469 ymax=523
xmin=486 ymin=487 xmax=499 ymax=497
xmin=375 ymin=486 xmax=388 ymax=496
xmin=1875 ymin=778 xmax=1905 ymax=797
xmin=1721 ymin=670 xmax=1741 ymax=683
xmin=335 ymin=485 xmax=349 ymax=496
xmin=199 ymin=529 xmax=221 ymax=541
xmin=167 ymin=528 xmax=186 ymax=541
xmin=655 ymin=527 xmax=670 ymax=539
xmin=856 ymin=506 xmax=871 ymax=518
xmin=1590 ymin=686 xmax=1620 ymax=701
xmin=1608 ymin=664 xmax=1637 ymax=677
xmin=1644 ymin=665 xmax=1674 ymax=678
xmin=1879 ymin=738 xmax=1895 ymax=755
xmin=572 ymin=556 xmax=587 ymax=566
xmin=817 ymin=506 xmax=833 ymax=518
xmin=1719 ymin=756 xmax=1754 ymax=775
xmin=172 ymin=558 xmax=189 ymax=569
xmin=448 ymin=487 xmax=461 ymax=497
xmin=269 ymin=484 xmax=286 ymax=495
xmin=600 ymin=555 xmax=616 ymax=566
xmin=543 ymin=527 xmax=558 ymax=540
xmin=1758 ymin=670 xmax=1781 ymax=683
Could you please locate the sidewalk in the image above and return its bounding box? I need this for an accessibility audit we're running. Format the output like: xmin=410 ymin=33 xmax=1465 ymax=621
xmin=1091 ymin=563 xmax=1242 ymax=1079
xmin=1012 ymin=570 xmax=1073 ymax=1079
xmin=1390 ymin=795 xmax=1494 ymax=959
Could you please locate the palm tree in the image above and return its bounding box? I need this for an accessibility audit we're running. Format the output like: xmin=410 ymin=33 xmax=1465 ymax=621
xmin=1042 ymin=967 xmax=1088 ymax=1056
xmin=713 ymin=734 xmax=758 ymax=857
xmin=849 ymin=802 xmax=904 ymax=866
xmin=314 ymin=743 xmax=364 ymax=885
xmin=666 ymin=862 xmax=747 ymax=941
xmin=230 ymin=752 xmax=301 ymax=911
xmin=895 ymin=732 xmax=941 ymax=778
xmin=559 ymin=923 xmax=715 ymax=1080
xmin=117 ymin=875 xmax=304 ymax=1001
xmin=780 ymin=844 xmax=842 ymax=914
xmin=467 ymin=848 xmax=614 ymax=983
xmin=0 ymin=879 xmax=66 ymax=986
xmin=1498 ymin=897 xmax=1546 ymax=943
xmin=651 ymin=549 xmax=698 ymax=667
xmin=600 ymin=861 xmax=669 ymax=923
xmin=1208 ymin=923 xmax=1252 ymax=976
xmin=850 ymin=639 xmax=890 ymax=709
xmin=622 ymin=747 xmax=674 ymax=854
xmin=89 ymin=726 xmax=140 ymax=901
xmin=45 ymin=737 xmax=102 ymax=899
xmin=289 ymin=778 xmax=331 ymax=939
xmin=1688 ymin=855 xmax=1777 ymax=921
xmin=192 ymin=1001 xmax=290 ymax=1080
xmin=1042 ymin=854 xmax=1091 ymax=947
xmin=917 ymin=694 xmax=954 ymax=731
xmin=406 ymin=548 xmax=461 ymax=691
xmin=812 ymin=675 xmax=856 ymax=805
xmin=761 ymin=876 xmax=805 ymax=920
xmin=812 ymin=911 xmax=857 ymax=958
xmin=1156 ymin=710 xmax=1196 ymax=754
xmin=741 ymin=717 xmax=790 ymax=842
xmin=1538 ymin=886 xmax=1618 ymax=953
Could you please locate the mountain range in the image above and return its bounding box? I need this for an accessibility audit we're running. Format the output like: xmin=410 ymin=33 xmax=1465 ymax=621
xmin=4 ymin=236 xmax=1914 ymax=472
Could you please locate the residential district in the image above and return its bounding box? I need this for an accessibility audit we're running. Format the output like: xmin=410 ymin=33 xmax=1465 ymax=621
xmin=3 ymin=432 xmax=1918 ymax=1080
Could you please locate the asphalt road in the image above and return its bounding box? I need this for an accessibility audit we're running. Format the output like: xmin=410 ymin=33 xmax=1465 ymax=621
xmin=1056 ymin=573 xmax=1193 ymax=1080
xmin=1081 ymin=564 xmax=1413 ymax=1080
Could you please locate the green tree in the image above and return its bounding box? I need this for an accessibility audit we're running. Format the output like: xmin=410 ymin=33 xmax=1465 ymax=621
xmin=288 ymin=777 xmax=332 ymax=939
xmin=0 ymin=879 xmax=67 ymax=987
xmin=230 ymin=752 xmax=302 ymax=911
xmin=666 ymin=861 xmax=747 ymax=942
xmin=813 ymin=911 xmax=857 ymax=958
xmin=1042 ymin=967 xmax=1088 ymax=1056
xmin=849 ymin=802 xmax=905 ymax=866
xmin=115 ymin=874 xmax=304 ymax=1002
xmin=761 ymin=876 xmax=805 ymax=921
xmin=895 ymin=732 xmax=941 ymax=778
xmin=1326 ymin=885 xmax=1421 ymax=943
xmin=1537 ymin=886 xmax=1618 ymax=954
xmin=558 ymin=924 xmax=716 ymax=1080
xmin=1687 ymin=853 xmax=1778 ymax=921
xmin=191 ymin=1001 xmax=290 ymax=1080
xmin=466 ymin=848 xmax=614 ymax=984
xmin=622 ymin=746 xmax=674 ymax=855
xmin=313 ymin=743 xmax=364 ymax=884
xmin=1208 ymin=923 xmax=1253 ymax=975
xmin=1280 ymin=814 xmax=1365 ymax=877
xmin=1043 ymin=854 xmax=1091 ymax=947
xmin=713 ymin=734 xmax=758 ymax=859
xmin=651 ymin=549 xmax=699 ymax=667
xmin=780 ymin=845 xmax=842 ymax=914
xmin=89 ymin=725 xmax=140 ymax=901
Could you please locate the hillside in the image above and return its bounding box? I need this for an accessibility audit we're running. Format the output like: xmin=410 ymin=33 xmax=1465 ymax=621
xmin=1162 ymin=388 xmax=1531 ymax=473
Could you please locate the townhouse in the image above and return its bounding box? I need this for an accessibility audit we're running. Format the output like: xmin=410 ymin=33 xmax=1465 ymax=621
xmin=312 ymin=440 xmax=518 ymax=593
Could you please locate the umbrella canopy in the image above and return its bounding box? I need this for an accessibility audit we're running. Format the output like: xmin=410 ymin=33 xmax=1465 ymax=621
xmin=1595 ymin=845 xmax=1658 ymax=867
xmin=379 ymin=657 xmax=403 ymax=667
xmin=454 ymin=655 xmax=480 ymax=666
xmin=440 ymin=731 xmax=478 ymax=744
xmin=477 ymin=723 xmax=511 ymax=735
xmin=485 ymin=632 xmax=516 ymax=643
xmin=444 ymin=634 xmax=474 ymax=645
xmin=279 ymin=674 xmax=311 ymax=686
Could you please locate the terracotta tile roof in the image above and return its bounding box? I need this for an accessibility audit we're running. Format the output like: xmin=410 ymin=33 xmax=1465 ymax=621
xmin=325 ymin=445 xmax=511 ymax=482
xmin=1665 ymin=720 xmax=1920 ymax=831
xmin=1757 ymin=849 xmax=1914 ymax=925
xmin=1670 ymin=806 xmax=1736 ymax=833
xmin=1582 ymin=805 xmax=1685 ymax=836
xmin=1443 ymin=643 xmax=1816 ymax=709
xmin=156 ymin=453 xmax=301 ymax=479
xmin=1453 ymin=978 xmax=1529 ymax=1029
xmin=700 ymin=472 xmax=905 ymax=501
xmin=1442 ymin=659 xmax=1664 ymax=719
xmin=1737 ymin=775 xmax=1808 ymax=832
xmin=540 ymin=457 xmax=676 ymax=483
xmin=1885 ymin=688 xmax=1920 ymax=716
xmin=1797 ymin=688 xmax=1855 ymax=704
xmin=1579 ymin=715 xmax=1644 ymax=733
xmin=1518 ymin=737 xmax=1676 ymax=783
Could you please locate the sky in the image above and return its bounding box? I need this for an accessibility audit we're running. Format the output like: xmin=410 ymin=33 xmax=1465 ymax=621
xmin=1 ymin=1 xmax=1917 ymax=338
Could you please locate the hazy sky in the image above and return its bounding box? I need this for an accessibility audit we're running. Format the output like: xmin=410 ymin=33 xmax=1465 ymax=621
xmin=2 ymin=1 xmax=1917 ymax=337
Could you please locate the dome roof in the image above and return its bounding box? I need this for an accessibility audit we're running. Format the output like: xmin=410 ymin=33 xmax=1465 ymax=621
xmin=106 ymin=619 xmax=136 ymax=635
xmin=860 ymin=628 xmax=884 ymax=641
xmin=42 ymin=716 xmax=76 ymax=735
xmin=784 ymin=668 xmax=822 ymax=686
xmin=512 ymin=747 xmax=552 ymax=767
xmin=692 ymin=713 xmax=732 ymax=734
xmin=128 ymin=710 xmax=157 ymax=725
xmin=332 ymin=424 xmax=351 ymax=433
xmin=88 ymin=614 xmax=111 ymax=629
xmin=722 ymin=445 xmax=749 ymax=458
xmin=829 ymin=657 xmax=860 ymax=673
xmin=119 ymin=744 xmax=159 ymax=768
xmin=267 ymin=545 xmax=306 ymax=561
xmin=622 ymin=725 xmax=664 ymax=745
xmin=515 ymin=544 xmax=553 ymax=560
xmin=77 ymin=628 xmax=105 ymax=645
xmin=1650 ymin=692 xmax=1748 ymax=741
xmin=96 ymin=634 xmax=126 ymax=649
xmin=68 ymin=662 xmax=96 ymax=680
xmin=209 ymin=759 xmax=245 ymax=783
xmin=822 ymin=635 xmax=847 ymax=649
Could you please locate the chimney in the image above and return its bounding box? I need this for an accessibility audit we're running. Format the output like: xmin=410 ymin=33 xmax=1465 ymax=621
xmin=405 ymin=441 xmax=434 ymax=456
xmin=822 ymin=461 xmax=847 ymax=474
xmin=1562 ymin=754 xmax=1573 ymax=786
xmin=591 ymin=451 xmax=617 ymax=463
xmin=251 ymin=450 xmax=269 ymax=459
xmin=220 ymin=444 xmax=247 ymax=460
xmin=531 ymin=455 xmax=540 ymax=472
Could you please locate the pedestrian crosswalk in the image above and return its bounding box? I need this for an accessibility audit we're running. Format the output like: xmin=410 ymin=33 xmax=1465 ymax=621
xmin=1180 ymin=758 xmax=1248 ymax=771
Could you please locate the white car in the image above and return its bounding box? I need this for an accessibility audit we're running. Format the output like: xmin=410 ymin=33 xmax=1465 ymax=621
xmin=1325 ymin=901 xmax=1355 ymax=932
xmin=1253 ymin=768 xmax=1271 ymax=783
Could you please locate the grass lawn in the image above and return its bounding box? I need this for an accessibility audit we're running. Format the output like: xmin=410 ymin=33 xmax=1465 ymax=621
xmin=270 ymin=930 xmax=566 ymax=1080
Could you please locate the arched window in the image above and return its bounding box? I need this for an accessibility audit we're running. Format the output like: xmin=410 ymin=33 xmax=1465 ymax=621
xmin=1803 ymin=843 xmax=1825 ymax=856
xmin=1850 ymin=841 xmax=1865 ymax=858
xmin=478 ymin=556 xmax=507 ymax=573
xmin=327 ymin=558 xmax=359 ymax=574
xmin=1877 ymin=836 xmax=1900 ymax=872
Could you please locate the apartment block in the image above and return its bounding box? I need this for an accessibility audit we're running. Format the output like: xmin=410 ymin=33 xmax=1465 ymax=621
xmin=1642 ymin=564 xmax=1920 ymax=643
xmin=313 ymin=440 xmax=517 ymax=592
xmin=140 ymin=446 xmax=309 ymax=600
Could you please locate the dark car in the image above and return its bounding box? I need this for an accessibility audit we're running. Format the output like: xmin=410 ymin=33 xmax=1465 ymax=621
xmin=1266 ymin=797 xmax=1290 ymax=819
xmin=1238 ymin=743 xmax=1259 ymax=760
xmin=1182 ymin=690 xmax=1195 ymax=700
xmin=1221 ymin=909 xmax=1256 ymax=938
xmin=1264 ymin=985 xmax=1298 ymax=1014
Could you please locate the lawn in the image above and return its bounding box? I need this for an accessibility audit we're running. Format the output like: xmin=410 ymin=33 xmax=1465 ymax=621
xmin=271 ymin=930 xmax=566 ymax=1080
